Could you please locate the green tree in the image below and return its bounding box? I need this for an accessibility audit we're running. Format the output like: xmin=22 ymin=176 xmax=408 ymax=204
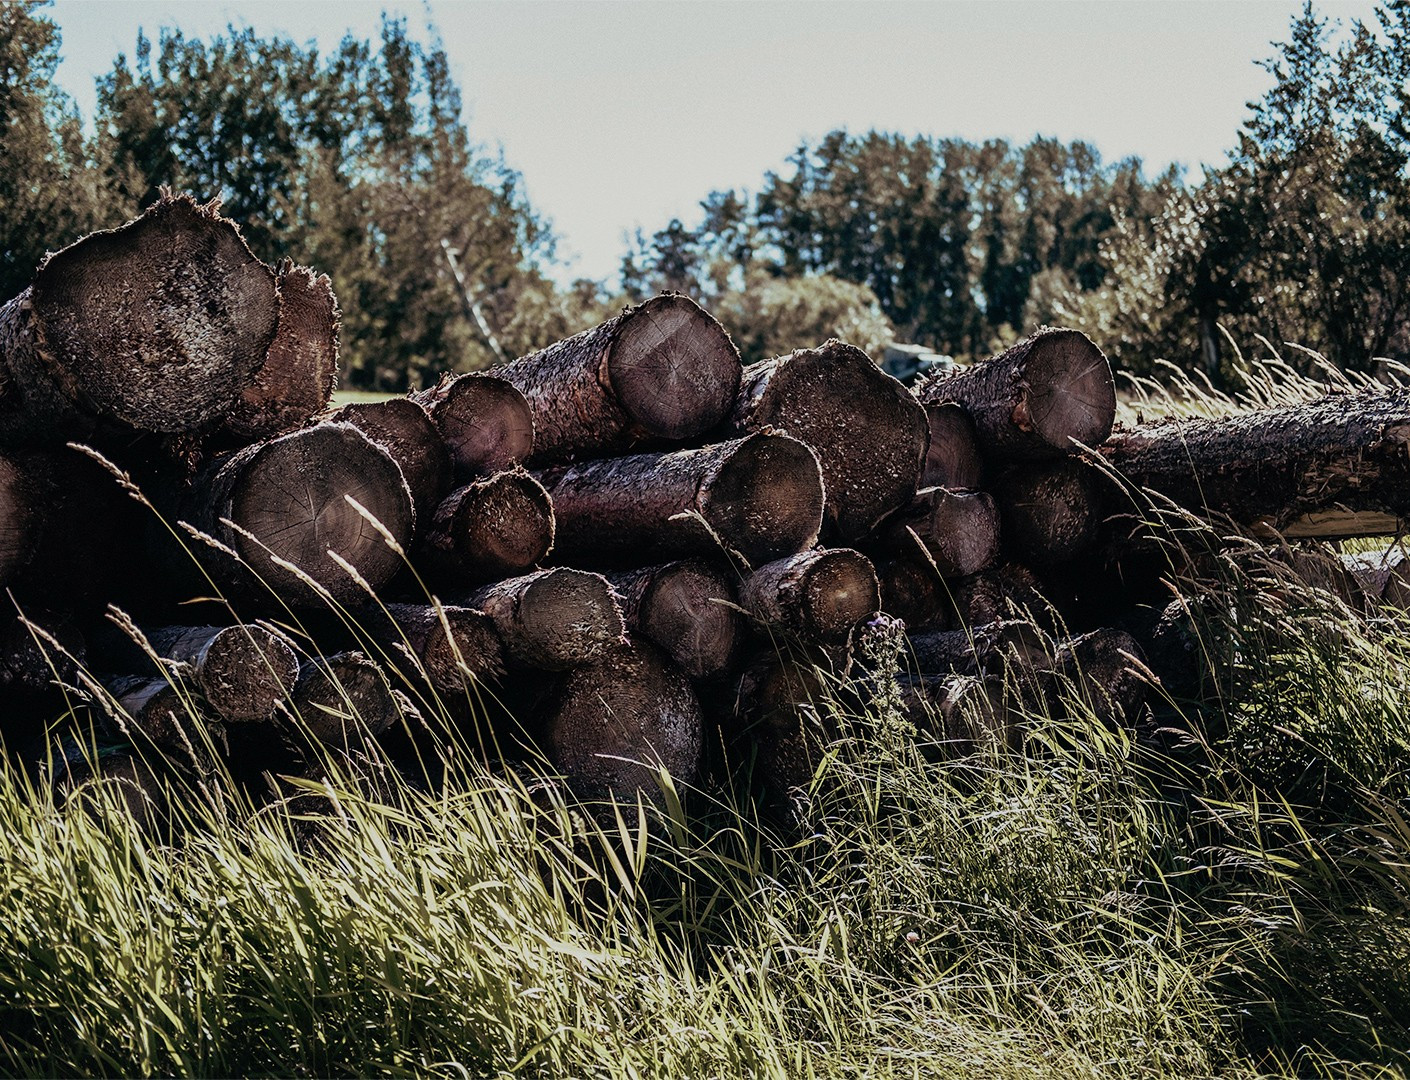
xmin=714 ymin=271 xmax=894 ymax=364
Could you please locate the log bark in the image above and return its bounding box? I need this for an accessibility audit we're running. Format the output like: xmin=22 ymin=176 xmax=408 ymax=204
xmin=416 ymin=468 xmax=554 ymax=588
xmin=606 ymin=559 xmax=744 ymax=679
xmin=907 ymin=620 xmax=1051 ymax=678
xmin=103 ymin=674 xmax=223 ymax=768
xmin=464 ymin=567 xmax=625 ymax=671
xmin=333 ymin=397 xmax=452 ymax=525
xmin=538 ymin=432 xmax=823 ymax=568
xmin=897 ymin=673 xmax=1014 ymax=755
xmin=1100 ymin=389 xmax=1410 ymax=539
xmin=1047 ymin=628 xmax=1150 ymax=726
xmin=367 ymin=602 xmax=504 ymax=695
xmin=922 ymin=402 xmax=984 ymax=490
xmin=917 ymin=326 xmax=1115 ymax=461
xmin=409 ymin=372 xmax=534 ymax=480
xmin=876 ymin=487 xmax=1001 ymax=578
xmin=542 ymin=642 xmax=703 ymax=799
xmin=741 ymin=548 xmax=880 ymax=645
xmin=948 ymin=562 xmax=1049 ymax=630
xmin=992 ymin=459 xmax=1102 ymax=566
xmin=0 ymin=451 xmax=38 ymax=588
xmin=874 ymin=546 xmax=953 ymax=632
xmin=177 ymin=422 xmax=414 ymax=608
xmin=0 ymin=194 xmax=278 ymax=442
xmin=292 ymin=651 xmax=401 ymax=747
xmin=496 ymin=293 xmax=741 ymax=464
xmin=0 ymin=608 xmax=85 ymax=697
xmin=219 ymin=263 xmax=338 ymax=443
xmin=727 ymin=339 xmax=929 ymax=540
xmin=144 ymin=624 xmax=299 ymax=723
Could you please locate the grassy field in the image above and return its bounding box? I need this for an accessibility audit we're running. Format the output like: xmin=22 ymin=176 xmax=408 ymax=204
xmin=1 ymin=352 xmax=1408 ymax=1078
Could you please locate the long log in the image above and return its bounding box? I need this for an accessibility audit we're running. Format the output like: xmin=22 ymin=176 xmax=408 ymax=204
xmin=1047 ymin=628 xmax=1150 ymax=726
xmin=606 ymin=559 xmax=744 ymax=679
xmin=727 ymin=339 xmax=929 ymax=540
xmin=1101 ymin=389 xmax=1410 ymax=539
xmin=103 ymin=674 xmax=223 ymax=769
xmin=922 ymin=402 xmax=984 ymax=490
xmin=409 ymin=372 xmax=534 ymax=480
xmin=416 ymin=469 xmax=554 ymax=588
xmin=219 ymin=263 xmax=338 ymax=443
xmin=908 ymin=620 xmax=1051 ymax=678
xmin=917 ymin=326 xmax=1114 ymax=461
xmin=1342 ymin=546 xmax=1410 ymax=610
xmin=538 ymin=433 xmax=823 ymax=567
xmin=542 ymin=642 xmax=703 ymax=799
xmin=333 ymin=398 xmax=452 ymax=525
xmin=367 ymin=602 xmax=504 ymax=695
xmin=144 ymin=624 xmax=299 ymax=724
xmin=991 ymin=459 xmax=1102 ymax=566
xmin=0 ymin=194 xmax=278 ymax=442
xmin=741 ymin=548 xmax=879 ymax=645
xmin=464 ymin=568 xmax=625 ymax=671
xmin=876 ymin=487 xmax=1001 ymax=578
xmin=177 ymin=422 xmax=414 ymax=608
xmin=497 ymin=293 xmax=741 ymax=464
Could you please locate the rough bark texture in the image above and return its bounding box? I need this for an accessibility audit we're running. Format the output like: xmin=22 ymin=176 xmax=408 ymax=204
xmin=992 ymin=460 xmax=1102 ymax=566
xmin=178 ymin=422 xmax=414 ymax=608
xmin=369 ymin=602 xmax=504 ymax=694
xmin=874 ymin=546 xmax=953 ymax=633
xmin=607 ymin=559 xmax=744 ymax=679
xmin=103 ymin=674 xmax=211 ymax=758
xmin=542 ymin=642 xmax=703 ymax=799
xmin=497 ymin=293 xmax=741 ymax=464
xmin=897 ymin=673 xmax=1014 ymax=755
xmin=1048 ymin=628 xmax=1149 ymax=726
xmin=145 ymin=624 xmax=299 ymax=724
xmin=917 ymin=326 xmax=1115 ymax=461
xmin=464 ymin=568 xmax=625 ymax=671
xmin=219 ymin=263 xmax=338 ymax=443
xmin=907 ymin=620 xmax=1051 ymax=678
xmin=0 ymin=451 xmax=38 ymax=587
xmin=1101 ymin=389 xmax=1410 ymax=539
xmin=0 ymin=195 xmax=278 ymax=442
xmin=741 ymin=548 xmax=880 ymax=645
xmin=292 ymin=651 xmax=400 ymax=747
xmin=877 ymin=486 xmax=1001 ymax=578
xmin=727 ymin=339 xmax=929 ymax=540
xmin=417 ymin=469 xmax=554 ymax=587
xmin=922 ymin=402 xmax=984 ymax=490
xmin=539 ymin=432 xmax=824 ymax=568
xmin=948 ymin=562 xmax=1050 ymax=630
xmin=410 ymin=372 xmax=534 ymax=480
xmin=334 ymin=397 xmax=452 ymax=525
xmin=0 ymin=609 xmax=85 ymax=697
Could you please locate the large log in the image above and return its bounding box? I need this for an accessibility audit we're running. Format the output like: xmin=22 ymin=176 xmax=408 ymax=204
xmin=409 ymin=373 xmax=534 ymax=480
xmin=876 ymin=487 xmax=1001 ymax=579
xmin=177 ymin=422 xmax=414 ymax=608
xmin=896 ymin=673 xmax=1014 ymax=755
xmin=917 ymin=327 xmax=1114 ymax=461
xmin=144 ymin=624 xmax=299 ymax=724
xmin=922 ymin=402 xmax=984 ymax=490
xmin=1102 ymin=389 xmax=1410 ymax=539
xmin=219 ymin=263 xmax=338 ymax=443
xmin=416 ymin=469 xmax=554 ymax=588
xmin=464 ymin=568 xmax=625 ymax=671
xmin=606 ymin=559 xmax=744 ymax=679
xmin=874 ymin=546 xmax=953 ymax=632
xmin=538 ymin=432 xmax=824 ymax=567
xmin=367 ymin=602 xmax=504 ymax=695
xmin=542 ymin=642 xmax=704 ymax=799
xmin=741 ymin=548 xmax=879 ymax=645
xmin=0 ymin=195 xmax=278 ymax=442
xmin=333 ymin=398 xmax=452 ymax=525
xmin=727 ymin=339 xmax=929 ymax=540
xmin=497 ymin=293 xmax=741 ymax=464
xmin=991 ymin=459 xmax=1102 ymax=566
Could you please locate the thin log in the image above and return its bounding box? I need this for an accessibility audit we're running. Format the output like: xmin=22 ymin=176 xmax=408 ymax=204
xmin=333 ymin=398 xmax=452 ymax=525
xmin=606 ymin=559 xmax=744 ymax=679
xmin=741 ymin=548 xmax=880 ymax=645
xmin=538 ymin=432 xmax=824 ymax=567
xmin=0 ymin=194 xmax=278 ymax=442
xmin=416 ymin=468 xmax=554 ymax=588
xmin=727 ymin=339 xmax=929 ymax=540
xmin=908 ymin=620 xmax=1051 ymax=678
xmin=917 ymin=326 xmax=1115 ymax=461
xmin=992 ymin=459 xmax=1102 ymax=566
xmin=874 ymin=546 xmax=953 ymax=632
xmin=876 ymin=487 xmax=1001 ymax=578
xmin=103 ymin=674 xmax=222 ymax=766
xmin=292 ymin=651 xmax=401 ymax=747
xmin=144 ymin=624 xmax=299 ymax=724
xmin=409 ymin=372 xmax=534 ymax=480
xmin=368 ymin=602 xmax=504 ymax=694
xmin=1048 ymin=628 xmax=1150 ymax=725
xmin=922 ymin=402 xmax=984 ymax=490
xmin=497 ymin=293 xmax=741 ymax=464
xmin=464 ymin=567 xmax=625 ymax=671
xmin=1101 ymin=388 xmax=1410 ymax=539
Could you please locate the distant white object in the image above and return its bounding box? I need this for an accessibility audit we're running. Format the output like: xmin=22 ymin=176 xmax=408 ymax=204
xmin=882 ymin=343 xmax=955 ymax=384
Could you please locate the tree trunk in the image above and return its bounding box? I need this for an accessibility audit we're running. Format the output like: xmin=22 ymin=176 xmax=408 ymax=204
xmin=496 ymin=293 xmax=741 ymax=464
xmin=291 ymin=651 xmax=401 ymax=748
xmin=409 ymin=372 xmax=534 ymax=480
xmin=741 ymin=548 xmax=879 ymax=645
xmin=144 ymin=624 xmax=300 ymax=724
xmin=922 ymin=401 xmax=984 ymax=490
xmin=874 ymin=546 xmax=953 ymax=633
xmin=218 ymin=263 xmax=338 ymax=443
xmin=416 ymin=469 xmax=554 ymax=588
xmin=463 ymin=567 xmax=625 ymax=671
xmin=366 ymin=602 xmax=504 ymax=695
xmin=726 ymin=339 xmax=929 ymax=541
xmin=876 ymin=486 xmax=1000 ymax=578
xmin=907 ymin=620 xmax=1050 ymax=678
xmin=541 ymin=641 xmax=703 ymax=800
xmin=992 ymin=459 xmax=1102 ymax=566
xmin=1101 ymin=389 xmax=1410 ymax=539
xmin=333 ymin=397 xmax=452 ymax=525
xmin=606 ymin=559 xmax=744 ymax=679
xmin=176 ymin=422 xmax=415 ymax=609
xmin=1047 ymin=628 xmax=1149 ymax=726
xmin=917 ymin=326 xmax=1114 ymax=461
xmin=0 ymin=194 xmax=278 ymax=443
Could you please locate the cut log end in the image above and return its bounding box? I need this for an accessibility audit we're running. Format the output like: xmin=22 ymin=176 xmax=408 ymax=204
xmin=413 ymin=373 xmax=534 ymax=479
xmin=1023 ymin=328 xmax=1116 ymax=453
xmin=292 ymin=651 xmax=400 ymax=746
xmin=630 ymin=560 xmax=744 ymax=679
xmin=196 ymin=625 xmax=300 ymax=723
xmin=922 ymin=402 xmax=984 ymax=490
xmin=703 ymin=432 xmax=824 ymax=566
xmin=883 ymin=487 xmax=1001 ymax=579
xmin=994 ymin=460 xmax=1101 ymax=566
xmin=425 ymin=470 xmax=554 ymax=586
xmin=469 ymin=567 xmax=625 ymax=671
xmin=335 ymin=397 xmax=452 ymax=522
xmin=802 ymin=550 xmax=879 ymax=642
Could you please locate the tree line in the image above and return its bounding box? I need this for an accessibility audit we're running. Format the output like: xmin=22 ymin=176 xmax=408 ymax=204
xmin=4 ymin=0 xmax=1409 ymax=388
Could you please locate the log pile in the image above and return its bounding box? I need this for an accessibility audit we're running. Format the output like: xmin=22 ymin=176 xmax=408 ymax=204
xmin=5 ymin=195 xmax=1403 ymax=820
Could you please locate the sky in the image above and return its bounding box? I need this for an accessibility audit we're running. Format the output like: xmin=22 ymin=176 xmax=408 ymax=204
xmin=46 ymin=0 xmax=1384 ymax=285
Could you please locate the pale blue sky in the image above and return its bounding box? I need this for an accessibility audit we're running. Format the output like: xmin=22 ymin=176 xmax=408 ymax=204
xmin=47 ymin=0 xmax=1381 ymax=283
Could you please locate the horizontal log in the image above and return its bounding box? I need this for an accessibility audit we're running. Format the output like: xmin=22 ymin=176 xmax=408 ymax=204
xmin=741 ymin=548 xmax=879 ymax=645
xmin=368 ymin=602 xmax=504 ymax=695
xmin=416 ymin=469 xmax=554 ymax=588
xmin=333 ymin=397 xmax=452 ymax=524
xmin=291 ymin=651 xmax=401 ymax=748
xmin=410 ymin=372 xmax=534 ymax=480
xmin=463 ymin=567 xmax=625 ymax=671
xmin=907 ymin=620 xmax=1050 ymax=678
xmin=144 ymin=624 xmax=299 ymax=724
xmin=922 ymin=402 xmax=984 ymax=491
xmin=874 ymin=545 xmax=953 ymax=633
xmin=876 ymin=486 xmax=1000 ymax=578
xmin=992 ymin=459 xmax=1102 ymax=566
xmin=607 ymin=559 xmax=744 ymax=679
